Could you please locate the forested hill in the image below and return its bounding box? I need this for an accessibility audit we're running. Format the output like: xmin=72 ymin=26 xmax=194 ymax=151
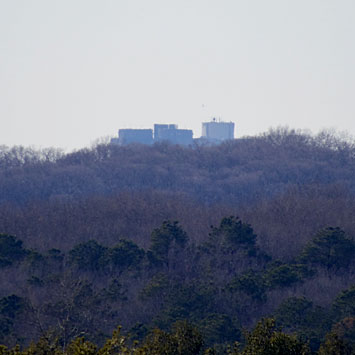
xmin=0 ymin=128 xmax=354 ymax=353
xmin=1 ymin=128 xmax=355 ymax=206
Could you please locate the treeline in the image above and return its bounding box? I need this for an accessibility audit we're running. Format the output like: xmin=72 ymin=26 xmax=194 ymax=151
xmin=0 ymin=218 xmax=354 ymax=352
xmin=0 ymin=318 xmax=353 ymax=354
xmin=0 ymin=128 xmax=355 ymax=206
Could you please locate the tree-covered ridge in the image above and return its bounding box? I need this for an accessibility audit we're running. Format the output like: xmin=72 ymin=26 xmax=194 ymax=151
xmin=0 ymin=218 xmax=353 ymax=353
xmin=0 ymin=129 xmax=354 ymax=352
xmin=0 ymin=128 xmax=355 ymax=206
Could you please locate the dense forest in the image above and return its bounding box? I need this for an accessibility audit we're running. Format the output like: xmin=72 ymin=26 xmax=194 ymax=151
xmin=0 ymin=128 xmax=354 ymax=353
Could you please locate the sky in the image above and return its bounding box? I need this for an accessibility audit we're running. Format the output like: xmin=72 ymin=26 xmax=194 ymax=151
xmin=1 ymin=0 xmax=355 ymax=151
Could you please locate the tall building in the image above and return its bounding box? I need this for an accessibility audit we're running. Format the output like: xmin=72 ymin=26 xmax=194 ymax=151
xmin=154 ymin=124 xmax=193 ymax=146
xmin=117 ymin=129 xmax=154 ymax=145
xmin=154 ymin=124 xmax=178 ymax=140
xmin=201 ymin=119 xmax=235 ymax=142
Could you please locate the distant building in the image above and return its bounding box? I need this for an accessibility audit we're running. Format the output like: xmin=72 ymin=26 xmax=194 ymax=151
xmin=202 ymin=119 xmax=235 ymax=142
xmin=115 ymin=129 xmax=154 ymax=145
xmin=154 ymin=124 xmax=193 ymax=146
xmin=110 ymin=119 xmax=234 ymax=146
xmin=154 ymin=124 xmax=177 ymax=140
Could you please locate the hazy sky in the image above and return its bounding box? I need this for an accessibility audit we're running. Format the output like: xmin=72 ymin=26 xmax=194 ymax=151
xmin=1 ymin=0 xmax=354 ymax=150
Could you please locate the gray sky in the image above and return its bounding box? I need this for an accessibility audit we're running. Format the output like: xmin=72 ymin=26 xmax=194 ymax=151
xmin=1 ymin=0 xmax=354 ymax=150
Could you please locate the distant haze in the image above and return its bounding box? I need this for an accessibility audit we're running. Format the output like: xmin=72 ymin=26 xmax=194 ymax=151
xmin=1 ymin=0 xmax=354 ymax=151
